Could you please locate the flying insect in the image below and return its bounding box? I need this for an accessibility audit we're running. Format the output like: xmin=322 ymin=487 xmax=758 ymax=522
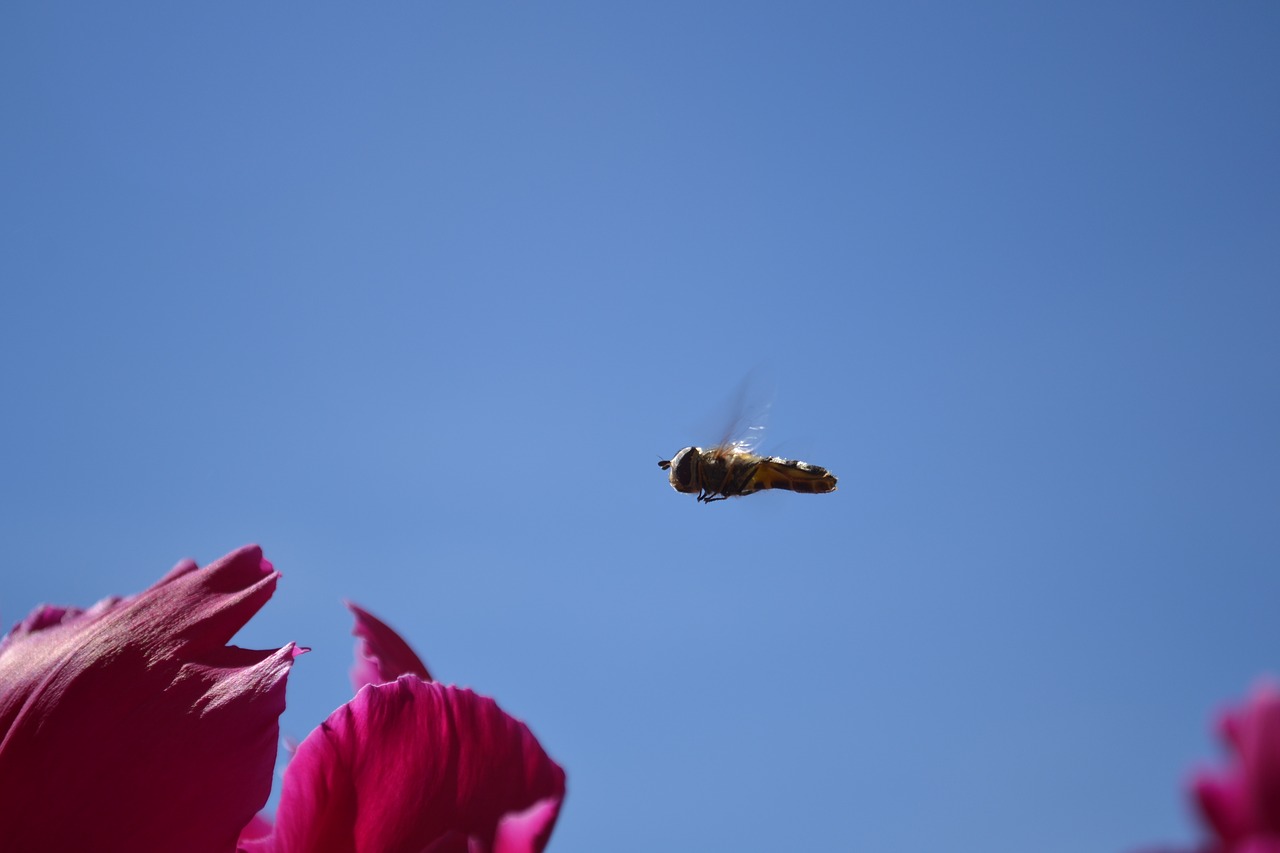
xmin=658 ymin=381 xmax=837 ymax=502
xmin=658 ymin=445 xmax=837 ymax=502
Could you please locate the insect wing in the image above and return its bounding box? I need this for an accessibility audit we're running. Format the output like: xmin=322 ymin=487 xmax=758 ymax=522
xmin=704 ymin=369 xmax=775 ymax=459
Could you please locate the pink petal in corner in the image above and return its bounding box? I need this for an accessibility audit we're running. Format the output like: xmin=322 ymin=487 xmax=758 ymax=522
xmin=0 ymin=545 xmax=299 ymax=853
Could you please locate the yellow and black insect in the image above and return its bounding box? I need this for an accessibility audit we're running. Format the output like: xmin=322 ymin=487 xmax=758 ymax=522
xmin=658 ymin=376 xmax=837 ymax=503
xmin=658 ymin=445 xmax=837 ymax=502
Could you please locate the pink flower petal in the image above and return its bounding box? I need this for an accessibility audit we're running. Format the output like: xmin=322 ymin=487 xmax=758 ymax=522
xmin=1239 ymin=840 xmax=1280 ymax=853
xmin=346 ymin=602 xmax=433 ymax=692
xmin=243 ymin=676 xmax=565 ymax=853
xmin=1237 ymin=686 xmax=1280 ymax=834
xmin=1194 ymin=769 xmax=1250 ymax=845
xmin=238 ymin=813 xmax=275 ymax=844
xmin=1165 ymin=681 xmax=1280 ymax=852
xmin=0 ymin=545 xmax=298 ymax=852
xmin=492 ymin=798 xmax=563 ymax=853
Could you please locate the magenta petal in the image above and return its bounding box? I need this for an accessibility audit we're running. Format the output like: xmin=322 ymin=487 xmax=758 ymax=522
xmin=1181 ymin=682 xmax=1280 ymax=852
xmin=239 ymin=813 xmax=275 ymax=844
xmin=347 ymin=602 xmax=433 ymax=691
xmin=245 ymin=676 xmax=565 ymax=853
xmin=0 ymin=545 xmax=298 ymax=852
xmin=1239 ymin=686 xmax=1280 ymax=833
xmin=492 ymin=798 xmax=563 ymax=853
xmin=1195 ymin=770 xmax=1250 ymax=844
xmin=421 ymin=832 xmax=471 ymax=853
xmin=1239 ymin=841 xmax=1280 ymax=853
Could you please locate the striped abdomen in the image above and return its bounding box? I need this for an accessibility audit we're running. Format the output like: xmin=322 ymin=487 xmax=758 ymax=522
xmin=748 ymin=456 xmax=837 ymax=494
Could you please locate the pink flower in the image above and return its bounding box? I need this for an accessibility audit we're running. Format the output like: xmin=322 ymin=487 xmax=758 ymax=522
xmin=243 ymin=604 xmax=566 ymax=853
xmin=0 ymin=545 xmax=299 ymax=852
xmin=0 ymin=546 xmax=566 ymax=852
xmin=1189 ymin=683 xmax=1280 ymax=853
xmin=1146 ymin=683 xmax=1280 ymax=853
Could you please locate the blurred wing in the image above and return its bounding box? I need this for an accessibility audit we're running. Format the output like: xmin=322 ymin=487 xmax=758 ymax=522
xmin=708 ymin=369 xmax=775 ymax=457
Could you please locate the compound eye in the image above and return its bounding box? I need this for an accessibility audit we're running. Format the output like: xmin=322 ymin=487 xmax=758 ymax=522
xmin=670 ymin=447 xmax=699 ymax=492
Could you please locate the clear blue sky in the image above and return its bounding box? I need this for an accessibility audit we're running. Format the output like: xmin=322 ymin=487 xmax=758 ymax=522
xmin=3 ymin=4 xmax=1278 ymax=851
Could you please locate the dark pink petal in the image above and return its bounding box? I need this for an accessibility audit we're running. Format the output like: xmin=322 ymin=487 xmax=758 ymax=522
xmin=3 ymin=604 xmax=93 ymax=643
xmin=1239 ymin=841 xmax=1280 ymax=853
xmin=243 ymin=677 xmax=565 ymax=853
xmin=347 ymin=601 xmax=432 ymax=691
xmin=239 ymin=813 xmax=275 ymax=844
xmin=492 ymin=798 xmax=563 ymax=853
xmin=0 ymin=545 xmax=298 ymax=853
xmin=421 ymin=832 xmax=470 ymax=853
xmin=1220 ymin=704 xmax=1247 ymax=757
xmin=1171 ymin=682 xmax=1280 ymax=852
xmin=1194 ymin=769 xmax=1250 ymax=845
xmin=1239 ymin=687 xmax=1280 ymax=833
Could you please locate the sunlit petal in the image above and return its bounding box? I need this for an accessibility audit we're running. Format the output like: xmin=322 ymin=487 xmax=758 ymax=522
xmin=492 ymin=798 xmax=563 ymax=853
xmin=244 ymin=677 xmax=564 ymax=853
xmin=0 ymin=545 xmax=297 ymax=852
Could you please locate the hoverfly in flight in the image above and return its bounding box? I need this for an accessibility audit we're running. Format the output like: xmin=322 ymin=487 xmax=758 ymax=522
xmin=658 ymin=379 xmax=837 ymax=503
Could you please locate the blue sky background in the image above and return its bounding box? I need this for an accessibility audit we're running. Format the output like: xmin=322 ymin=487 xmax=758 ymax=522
xmin=3 ymin=4 xmax=1278 ymax=851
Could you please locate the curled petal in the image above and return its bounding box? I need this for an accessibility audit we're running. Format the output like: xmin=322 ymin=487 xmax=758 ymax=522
xmin=244 ymin=677 xmax=565 ymax=853
xmin=347 ymin=602 xmax=433 ymax=691
xmin=493 ymin=798 xmax=564 ymax=853
xmin=0 ymin=546 xmax=298 ymax=852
